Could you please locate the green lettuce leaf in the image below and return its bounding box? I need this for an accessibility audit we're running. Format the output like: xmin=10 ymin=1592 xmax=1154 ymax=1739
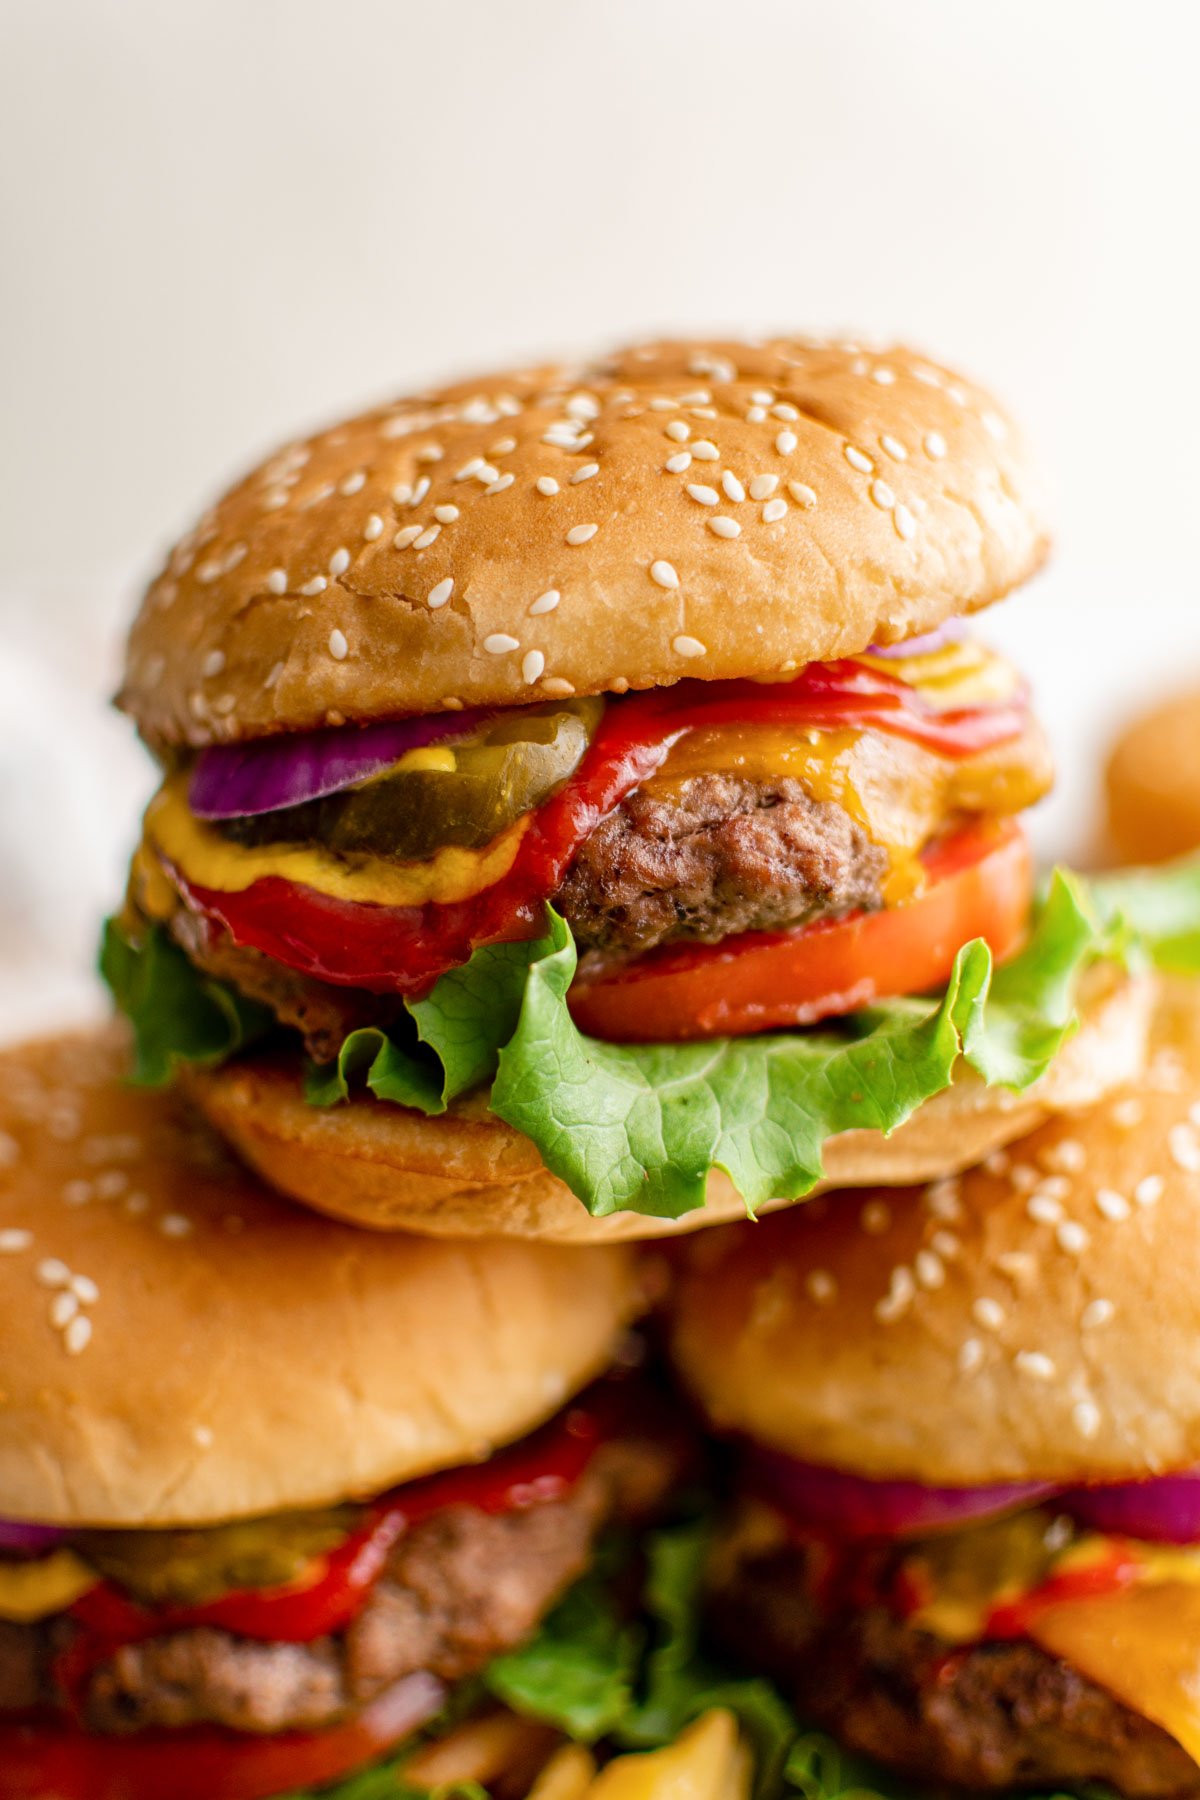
xmin=102 ymin=858 xmax=1200 ymax=1222
xmin=99 ymin=919 xmax=273 ymax=1085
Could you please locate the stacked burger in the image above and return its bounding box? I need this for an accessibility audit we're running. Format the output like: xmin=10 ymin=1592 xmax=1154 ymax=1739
xmin=5 ymin=336 xmax=1199 ymax=1798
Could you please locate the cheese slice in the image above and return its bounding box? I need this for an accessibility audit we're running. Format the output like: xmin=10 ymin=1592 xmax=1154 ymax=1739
xmin=586 ymin=1712 xmax=748 ymax=1800
xmin=144 ymin=775 xmax=528 ymax=909
xmin=0 ymin=1549 xmax=96 ymax=1621
xmin=1029 ymin=1582 xmax=1200 ymax=1764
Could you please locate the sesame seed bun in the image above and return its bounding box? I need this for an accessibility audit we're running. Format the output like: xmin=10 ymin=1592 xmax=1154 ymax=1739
xmin=669 ymin=977 xmax=1200 ymax=1487
xmin=118 ymin=338 xmax=1048 ymax=749
xmin=0 ymin=1028 xmax=646 ymax=1527
xmin=181 ymin=969 xmax=1150 ymax=1243
xmin=1106 ymin=686 xmax=1200 ymax=864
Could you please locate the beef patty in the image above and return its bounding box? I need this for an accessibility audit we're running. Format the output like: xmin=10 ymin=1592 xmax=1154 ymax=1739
xmin=152 ymin=773 xmax=888 ymax=1060
xmin=1 ymin=1432 xmax=675 ymax=1738
xmin=711 ymin=1536 xmax=1200 ymax=1799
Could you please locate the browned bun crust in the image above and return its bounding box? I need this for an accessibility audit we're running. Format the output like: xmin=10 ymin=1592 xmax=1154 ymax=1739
xmin=182 ymin=971 xmax=1151 ymax=1244
xmin=0 ymin=1028 xmax=646 ymax=1527
xmin=119 ymin=338 xmax=1049 ymax=748
xmin=669 ymin=977 xmax=1200 ymax=1487
xmin=1106 ymin=687 xmax=1200 ymax=863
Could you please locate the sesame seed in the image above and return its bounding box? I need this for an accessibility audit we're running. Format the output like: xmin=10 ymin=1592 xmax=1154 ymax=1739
xmin=1073 ymin=1400 xmax=1102 ymax=1439
xmin=870 ymin=479 xmax=896 ymax=510
xmin=664 ymin=452 xmax=692 ymax=473
xmin=650 ymin=560 xmax=680 ymax=589
xmin=455 ymin=457 xmax=484 ymax=481
xmin=665 ymin=421 xmax=690 ymax=442
xmin=844 ymin=445 xmax=874 ymax=474
xmin=787 ymin=481 xmax=817 ymax=507
xmin=414 ymin=526 xmax=441 ymax=550
xmin=72 ymin=1274 xmax=99 ymax=1304
xmin=772 ymin=402 xmax=800 ymax=421
xmin=51 ymin=1290 xmax=78 ymax=1329
xmin=536 ymin=477 xmax=560 ymax=496
xmin=0 ymin=1229 xmax=32 ymax=1254
xmin=775 ymin=430 xmax=798 ymax=454
xmin=541 ymin=677 xmax=575 ymax=697
xmin=391 ymin=482 xmax=414 ymax=505
xmin=362 ymin=514 xmax=384 ymax=542
xmin=1096 ymin=1187 xmax=1131 ymax=1222
xmin=266 ymin=568 xmax=288 ymax=593
xmin=1015 ymin=1350 xmax=1055 ymax=1380
xmin=485 ymin=472 xmax=515 ymax=494
xmin=566 ymin=523 xmax=598 ymax=545
xmin=265 ymin=661 xmax=284 ymax=689
xmin=982 ymin=411 xmax=1007 ymax=440
xmin=861 ymin=1200 xmax=891 ymax=1234
xmin=522 ymin=650 xmax=545 ymax=684
xmin=571 ymin=463 xmax=600 ymax=484
xmin=1082 ymin=1298 xmax=1115 ymax=1329
xmin=1056 ymin=1220 xmax=1089 ymax=1255
xmin=393 ymin=525 xmax=422 ymax=548
xmin=894 ymin=503 xmax=917 ymax=540
xmin=748 ymin=475 xmax=779 ymax=500
xmin=924 ymin=432 xmax=947 ymax=459
xmin=691 ymin=441 xmax=719 ymax=461
xmin=915 ymin=1250 xmax=945 ymax=1289
xmin=746 ymin=405 xmax=767 ymax=422
xmin=673 ymin=635 xmax=707 ymax=659
xmin=880 ymin=434 xmax=908 ymax=461
xmin=722 ymin=472 xmax=746 ymax=502
xmin=973 ymin=1296 xmax=1005 ymax=1331
xmin=93 ymin=1171 xmax=126 ymax=1201
xmin=484 ymin=633 xmax=520 ymax=655
xmin=1043 ymin=1138 xmax=1086 ymax=1173
xmin=871 ymin=366 xmax=896 ymax=385
xmin=762 ymin=498 xmax=788 ymax=523
xmin=193 ymin=1424 xmax=215 ymax=1448
xmin=932 ymin=1230 xmax=961 ymax=1260
xmin=529 ymin=589 xmax=561 ymax=616
xmin=1010 ymin=1163 xmax=1038 ymax=1193
xmin=37 ymin=1259 xmax=70 ymax=1287
xmin=435 ymin=505 xmax=460 ymax=523
xmin=328 ymin=547 xmax=351 ymax=578
xmin=1038 ymin=1174 xmax=1071 ymax=1201
xmin=875 ymin=1265 xmax=915 ymax=1323
xmin=708 ymin=516 xmax=741 ymax=538
xmin=328 ymin=629 xmax=348 ymax=661
xmin=428 ymin=578 xmax=454 ymax=609
xmin=984 ymin=1150 xmax=1011 ymax=1177
xmin=1135 ymin=1174 xmax=1164 ymax=1207
xmin=686 ymin=484 xmax=719 ymax=506
xmin=201 ymin=650 xmax=225 ymax=678
xmin=340 ymin=470 xmax=366 ymax=495
xmin=926 ymin=1176 xmax=962 ymax=1220
xmin=959 ymin=1338 xmax=984 ymax=1374
xmin=300 ymin=576 xmax=327 ymax=596
xmin=64 ymin=1315 xmax=92 ymax=1355
xmin=1027 ymin=1194 xmax=1063 ymax=1226
xmin=160 ymin=1213 xmax=192 ymax=1238
xmin=411 ymin=476 xmax=432 ymax=506
xmin=806 ymin=1269 xmax=837 ymax=1305
xmin=1171 ymin=1124 xmax=1200 ymax=1171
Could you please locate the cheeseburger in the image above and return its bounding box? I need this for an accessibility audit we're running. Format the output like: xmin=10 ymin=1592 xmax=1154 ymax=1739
xmin=671 ymin=979 xmax=1200 ymax=1795
xmin=106 ymin=337 xmax=1147 ymax=1241
xmin=0 ymin=1029 xmax=682 ymax=1800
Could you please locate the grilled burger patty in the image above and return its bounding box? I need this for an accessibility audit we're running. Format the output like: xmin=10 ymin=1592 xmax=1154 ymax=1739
xmin=1 ymin=1434 xmax=672 ymax=1737
xmin=711 ymin=1540 xmax=1200 ymax=1799
xmin=151 ymin=774 xmax=888 ymax=1060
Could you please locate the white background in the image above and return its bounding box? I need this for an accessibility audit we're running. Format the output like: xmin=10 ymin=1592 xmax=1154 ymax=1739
xmin=1 ymin=1 xmax=1198 ymax=1037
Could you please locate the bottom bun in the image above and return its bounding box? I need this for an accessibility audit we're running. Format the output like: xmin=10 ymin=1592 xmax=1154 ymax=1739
xmin=185 ymin=970 xmax=1152 ymax=1244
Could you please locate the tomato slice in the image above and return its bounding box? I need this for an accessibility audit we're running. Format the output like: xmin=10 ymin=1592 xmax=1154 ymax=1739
xmin=0 ymin=1671 xmax=444 ymax=1800
xmin=568 ymin=820 xmax=1032 ymax=1042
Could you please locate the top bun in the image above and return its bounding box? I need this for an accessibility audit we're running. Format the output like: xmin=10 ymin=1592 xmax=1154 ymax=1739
xmin=1106 ymin=686 xmax=1200 ymax=864
xmin=0 ymin=1028 xmax=645 ymax=1528
xmin=670 ymin=979 xmax=1200 ymax=1487
xmin=119 ymin=337 xmax=1049 ymax=748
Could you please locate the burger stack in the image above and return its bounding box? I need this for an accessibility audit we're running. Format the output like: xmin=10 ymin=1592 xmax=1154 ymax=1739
xmin=2 ymin=337 xmax=1197 ymax=1800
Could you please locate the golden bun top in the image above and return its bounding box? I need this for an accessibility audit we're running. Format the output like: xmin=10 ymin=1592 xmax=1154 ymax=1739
xmin=119 ymin=337 xmax=1049 ymax=748
xmin=182 ymin=968 xmax=1151 ymax=1242
xmin=670 ymin=979 xmax=1200 ymax=1487
xmin=0 ymin=1029 xmax=645 ymax=1528
xmin=1106 ymin=688 xmax=1200 ymax=864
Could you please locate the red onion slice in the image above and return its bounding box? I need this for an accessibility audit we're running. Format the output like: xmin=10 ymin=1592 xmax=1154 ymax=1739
xmin=1062 ymin=1475 xmax=1200 ymax=1545
xmin=749 ymin=1449 xmax=1057 ymax=1540
xmin=0 ymin=1518 xmax=70 ymax=1557
xmin=189 ymin=709 xmax=495 ymax=820
xmin=866 ymin=619 xmax=966 ymax=659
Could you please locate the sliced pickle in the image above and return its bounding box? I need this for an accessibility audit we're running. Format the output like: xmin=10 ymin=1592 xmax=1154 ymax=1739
xmin=78 ymin=1504 xmax=360 ymax=1608
xmin=222 ymin=698 xmax=603 ymax=865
